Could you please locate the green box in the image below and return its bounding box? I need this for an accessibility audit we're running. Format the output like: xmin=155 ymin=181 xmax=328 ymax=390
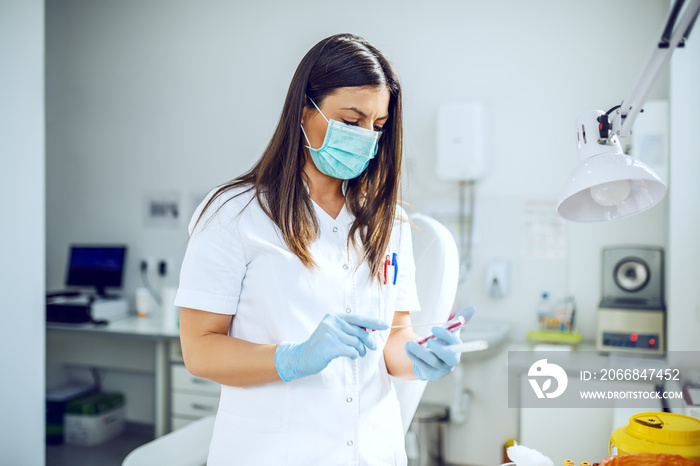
xmin=65 ymin=392 xmax=125 ymax=415
xmin=64 ymin=392 xmax=126 ymax=446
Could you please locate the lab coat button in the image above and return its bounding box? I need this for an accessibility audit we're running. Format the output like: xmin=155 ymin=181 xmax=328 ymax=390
xmin=347 ymin=440 xmax=353 ymax=446
xmin=345 ymin=308 xmax=352 ymax=314
xmin=333 ymin=227 xmax=339 ymax=232
xmin=342 ymin=264 xmax=349 ymax=270
xmin=346 ymin=397 xmax=352 ymax=403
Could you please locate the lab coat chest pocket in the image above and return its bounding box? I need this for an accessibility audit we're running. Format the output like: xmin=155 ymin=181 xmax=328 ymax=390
xmin=382 ymin=264 xmax=400 ymax=317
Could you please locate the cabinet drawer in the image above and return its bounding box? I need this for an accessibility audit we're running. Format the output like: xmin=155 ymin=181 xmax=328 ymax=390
xmin=171 ymin=364 xmax=221 ymax=395
xmin=172 ymin=392 xmax=219 ymax=418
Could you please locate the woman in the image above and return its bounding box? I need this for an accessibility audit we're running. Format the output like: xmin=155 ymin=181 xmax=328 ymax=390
xmin=175 ymin=33 xmax=462 ymax=465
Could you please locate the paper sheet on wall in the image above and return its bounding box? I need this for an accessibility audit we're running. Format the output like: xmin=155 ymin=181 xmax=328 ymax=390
xmin=143 ymin=191 xmax=182 ymax=229
xmin=522 ymin=200 xmax=566 ymax=259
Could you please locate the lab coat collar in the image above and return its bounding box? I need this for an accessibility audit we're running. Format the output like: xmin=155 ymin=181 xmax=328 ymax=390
xmin=300 ymin=178 xmax=348 ymax=196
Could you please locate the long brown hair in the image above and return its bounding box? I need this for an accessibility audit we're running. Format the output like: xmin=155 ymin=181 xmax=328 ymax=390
xmin=196 ymin=33 xmax=404 ymax=280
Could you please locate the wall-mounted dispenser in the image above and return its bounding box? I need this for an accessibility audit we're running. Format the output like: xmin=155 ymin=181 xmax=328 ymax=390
xmin=436 ymin=103 xmax=485 ymax=182
xmin=485 ymin=259 xmax=509 ymax=299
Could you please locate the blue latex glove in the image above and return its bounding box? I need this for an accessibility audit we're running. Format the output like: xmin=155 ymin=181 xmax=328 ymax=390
xmin=405 ymin=325 xmax=462 ymax=381
xmin=275 ymin=313 xmax=389 ymax=382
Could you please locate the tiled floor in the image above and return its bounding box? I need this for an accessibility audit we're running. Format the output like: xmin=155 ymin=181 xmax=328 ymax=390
xmin=46 ymin=425 xmax=154 ymax=466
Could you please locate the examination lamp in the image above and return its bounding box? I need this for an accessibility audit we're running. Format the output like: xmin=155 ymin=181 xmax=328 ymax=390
xmin=557 ymin=0 xmax=700 ymax=222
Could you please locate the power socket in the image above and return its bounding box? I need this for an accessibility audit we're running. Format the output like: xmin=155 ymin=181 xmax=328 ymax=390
xmin=140 ymin=258 xmax=156 ymax=274
xmin=140 ymin=257 xmax=171 ymax=277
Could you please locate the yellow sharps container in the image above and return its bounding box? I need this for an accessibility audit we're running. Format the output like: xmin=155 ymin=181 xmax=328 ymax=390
xmin=609 ymin=412 xmax=700 ymax=462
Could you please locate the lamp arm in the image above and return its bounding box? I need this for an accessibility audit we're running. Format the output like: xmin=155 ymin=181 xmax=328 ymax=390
xmin=610 ymin=0 xmax=700 ymax=138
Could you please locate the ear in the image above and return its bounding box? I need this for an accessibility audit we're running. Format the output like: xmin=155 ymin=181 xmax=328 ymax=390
xmin=301 ymin=94 xmax=310 ymax=125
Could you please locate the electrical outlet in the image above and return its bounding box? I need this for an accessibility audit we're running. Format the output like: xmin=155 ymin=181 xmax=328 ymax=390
xmin=157 ymin=259 xmax=168 ymax=277
xmin=140 ymin=258 xmax=156 ymax=274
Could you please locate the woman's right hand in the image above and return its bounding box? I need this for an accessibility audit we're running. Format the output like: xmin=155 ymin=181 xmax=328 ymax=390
xmin=275 ymin=313 xmax=389 ymax=382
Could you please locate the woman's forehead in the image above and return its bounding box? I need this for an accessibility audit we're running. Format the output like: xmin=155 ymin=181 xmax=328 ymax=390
xmin=321 ymin=86 xmax=390 ymax=112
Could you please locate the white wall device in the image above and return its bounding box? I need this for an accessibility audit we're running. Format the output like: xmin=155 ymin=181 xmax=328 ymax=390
xmin=596 ymin=246 xmax=665 ymax=355
xmin=436 ymin=103 xmax=485 ymax=181
xmin=485 ymin=259 xmax=509 ymax=299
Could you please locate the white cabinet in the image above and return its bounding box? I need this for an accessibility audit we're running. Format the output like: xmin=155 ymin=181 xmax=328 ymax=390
xmin=170 ymin=341 xmax=221 ymax=430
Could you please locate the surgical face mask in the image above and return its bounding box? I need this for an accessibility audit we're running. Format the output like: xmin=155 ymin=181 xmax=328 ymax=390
xmin=300 ymin=98 xmax=382 ymax=180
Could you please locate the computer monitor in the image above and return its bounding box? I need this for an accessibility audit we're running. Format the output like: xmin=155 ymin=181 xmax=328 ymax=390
xmin=66 ymin=245 xmax=127 ymax=297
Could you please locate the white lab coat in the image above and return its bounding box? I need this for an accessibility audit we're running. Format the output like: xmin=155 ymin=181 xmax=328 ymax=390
xmin=175 ymin=186 xmax=420 ymax=466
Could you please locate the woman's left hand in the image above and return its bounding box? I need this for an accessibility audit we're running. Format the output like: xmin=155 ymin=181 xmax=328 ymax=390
xmin=404 ymin=326 xmax=461 ymax=381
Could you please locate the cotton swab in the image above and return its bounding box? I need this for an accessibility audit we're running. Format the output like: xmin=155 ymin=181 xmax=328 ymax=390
xmin=361 ymin=320 xmax=456 ymax=332
xmin=389 ymin=321 xmax=456 ymax=329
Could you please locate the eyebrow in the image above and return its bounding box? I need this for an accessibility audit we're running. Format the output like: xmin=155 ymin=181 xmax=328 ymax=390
xmin=340 ymin=107 xmax=389 ymax=121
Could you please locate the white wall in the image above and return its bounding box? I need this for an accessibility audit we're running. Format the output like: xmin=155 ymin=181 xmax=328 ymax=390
xmin=668 ymin=21 xmax=700 ymax=351
xmin=46 ymin=0 xmax=671 ymax=341
xmin=45 ymin=0 xmax=677 ymax=462
xmin=0 ymin=0 xmax=45 ymax=464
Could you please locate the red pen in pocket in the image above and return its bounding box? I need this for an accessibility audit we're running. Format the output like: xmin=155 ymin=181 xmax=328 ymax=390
xmin=383 ymin=254 xmax=390 ymax=285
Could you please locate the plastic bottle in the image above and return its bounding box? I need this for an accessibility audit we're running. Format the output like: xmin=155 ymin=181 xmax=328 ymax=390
xmin=161 ymin=286 xmax=179 ymax=330
xmin=536 ymin=292 xmax=553 ymax=329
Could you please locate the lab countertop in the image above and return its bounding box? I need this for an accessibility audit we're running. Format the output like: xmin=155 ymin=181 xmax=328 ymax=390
xmin=46 ymin=315 xmax=180 ymax=438
xmin=506 ymin=342 xmax=673 ymax=374
xmin=47 ymin=315 xmax=181 ymax=340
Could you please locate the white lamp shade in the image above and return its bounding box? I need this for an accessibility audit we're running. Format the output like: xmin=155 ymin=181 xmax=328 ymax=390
xmin=557 ymin=109 xmax=667 ymax=222
xmin=557 ymin=153 xmax=667 ymax=222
